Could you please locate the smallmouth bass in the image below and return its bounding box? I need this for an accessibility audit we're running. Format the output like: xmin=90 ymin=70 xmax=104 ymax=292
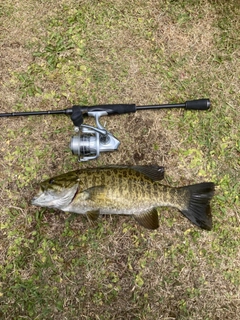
xmin=32 ymin=165 xmax=214 ymax=230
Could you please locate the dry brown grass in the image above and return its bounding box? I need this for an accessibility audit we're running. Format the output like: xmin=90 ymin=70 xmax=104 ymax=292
xmin=0 ymin=0 xmax=239 ymax=319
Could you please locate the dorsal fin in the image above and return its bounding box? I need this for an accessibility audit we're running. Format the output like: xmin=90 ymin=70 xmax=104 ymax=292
xmin=97 ymin=165 xmax=165 ymax=181
xmin=131 ymin=165 xmax=164 ymax=181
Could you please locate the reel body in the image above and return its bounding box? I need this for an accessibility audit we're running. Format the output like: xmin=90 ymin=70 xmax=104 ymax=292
xmin=69 ymin=111 xmax=120 ymax=161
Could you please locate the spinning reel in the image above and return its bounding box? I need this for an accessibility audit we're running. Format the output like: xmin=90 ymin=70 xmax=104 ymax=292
xmin=70 ymin=111 xmax=120 ymax=161
xmin=0 ymin=99 xmax=211 ymax=162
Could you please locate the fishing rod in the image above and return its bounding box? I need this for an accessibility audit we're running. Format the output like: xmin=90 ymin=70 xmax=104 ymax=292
xmin=0 ymin=98 xmax=210 ymax=161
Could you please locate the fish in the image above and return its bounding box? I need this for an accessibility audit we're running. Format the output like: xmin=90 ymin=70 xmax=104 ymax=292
xmin=31 ymin=165 xmax=215 ymax=230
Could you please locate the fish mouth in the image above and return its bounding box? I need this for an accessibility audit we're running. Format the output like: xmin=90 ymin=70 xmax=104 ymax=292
xmin=31 ymin=187 xmax=43 ymax=206
xmin=31 ymin=194 xmax=44 ymax=206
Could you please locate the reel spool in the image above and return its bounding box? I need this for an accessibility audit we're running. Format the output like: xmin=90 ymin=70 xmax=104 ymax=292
xmin=69 ymin=111 xmax=120 ymax=161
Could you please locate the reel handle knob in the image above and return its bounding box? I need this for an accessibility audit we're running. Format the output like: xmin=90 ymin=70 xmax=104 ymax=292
xmin=185 ymin=99 xmax=210 ymax=110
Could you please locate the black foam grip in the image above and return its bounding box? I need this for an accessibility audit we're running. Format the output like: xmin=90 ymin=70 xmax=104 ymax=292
xmin=185 ymin=99 xmax=211 ymax=110
xmin=71 ymin=105 xmax=83 ymax=126
xmin=87 ymin=104 xmax=136 ymax=115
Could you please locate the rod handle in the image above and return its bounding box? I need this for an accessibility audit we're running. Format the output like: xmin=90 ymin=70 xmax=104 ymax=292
xmin=84 ymin=104 xmax=136 ymax=115
xmin=185 ymin=99 xmax=210 ymax=110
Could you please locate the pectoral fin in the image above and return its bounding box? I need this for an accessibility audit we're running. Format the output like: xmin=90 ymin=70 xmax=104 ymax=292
xmin=86 ymin=210 xmax=100 ymax=221
xmin=134 ymin=208 xmax=159 ymax=230
xmin=84 ymin=186 xmax=107 ymax=202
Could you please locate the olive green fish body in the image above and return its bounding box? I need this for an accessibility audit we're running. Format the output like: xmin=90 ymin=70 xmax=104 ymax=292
xmin=65 ymin=181 xmax=185 ymax=214
xmin=32 ymin=166 xmax=214 ymax=230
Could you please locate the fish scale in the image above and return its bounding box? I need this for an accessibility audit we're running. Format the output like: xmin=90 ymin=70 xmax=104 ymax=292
xmin=32 ymin=165 xmax=214 ymax=230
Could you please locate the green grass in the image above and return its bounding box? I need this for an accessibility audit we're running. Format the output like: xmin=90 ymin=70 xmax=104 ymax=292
xmin=0 ymin=0 xmax=240 ymax=319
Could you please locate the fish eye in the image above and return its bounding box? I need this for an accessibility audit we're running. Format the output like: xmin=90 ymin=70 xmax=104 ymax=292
xmin=49 ymin=179 xmax=55 ymax=184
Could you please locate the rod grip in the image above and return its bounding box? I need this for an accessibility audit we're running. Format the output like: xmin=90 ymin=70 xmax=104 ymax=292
xmin=87 ymin=104 xmax=136 ymax=115
xmin=185 ymin=99 xmax=210 ymax=110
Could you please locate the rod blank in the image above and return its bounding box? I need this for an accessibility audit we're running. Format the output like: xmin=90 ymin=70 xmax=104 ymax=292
xmin=0 ymin=99 xmax=210 ymax=118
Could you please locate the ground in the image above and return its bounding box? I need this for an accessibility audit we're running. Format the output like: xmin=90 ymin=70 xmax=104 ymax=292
xmin=0 ymin=0 xmax=239 ymax=319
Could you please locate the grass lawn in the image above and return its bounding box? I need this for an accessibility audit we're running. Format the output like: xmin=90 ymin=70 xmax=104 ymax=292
xmin=0 ymin=0 xmax=239 ymax=319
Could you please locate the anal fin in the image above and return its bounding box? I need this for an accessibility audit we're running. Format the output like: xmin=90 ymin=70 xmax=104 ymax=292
xmin=134 ymin=208 xmax=159 ymax=230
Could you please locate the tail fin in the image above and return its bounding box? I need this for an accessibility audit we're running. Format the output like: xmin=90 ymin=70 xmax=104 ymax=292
xmin=180 ymin=182 xmax=215 ymax=230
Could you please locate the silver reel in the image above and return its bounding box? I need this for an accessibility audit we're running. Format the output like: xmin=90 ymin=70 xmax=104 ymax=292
xmin=69 ymin=111 xmax=120 ymax=161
